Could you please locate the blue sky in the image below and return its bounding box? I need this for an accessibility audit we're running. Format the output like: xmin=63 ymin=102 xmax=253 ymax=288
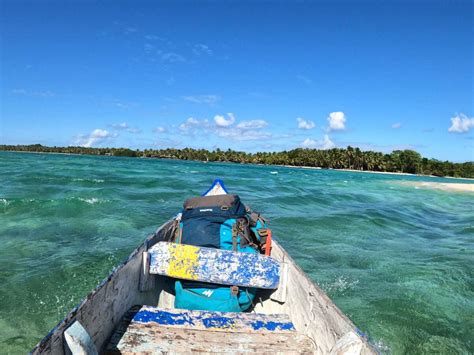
xmin=1 ymin=1 xmax=472 ymax=161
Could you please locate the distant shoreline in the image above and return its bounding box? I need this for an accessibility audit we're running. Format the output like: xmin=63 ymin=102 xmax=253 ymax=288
xmin=273 ymin=164 xmax=474 ymax=181
xmin=3 ymin=149 xmax=474 ymax=184
xmin=395 ymin=181 xmax=474 ymax=192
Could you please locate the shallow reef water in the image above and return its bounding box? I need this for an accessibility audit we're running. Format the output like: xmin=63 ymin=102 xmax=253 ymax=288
xmin=0 ymin=151 xmax=473 ymax=354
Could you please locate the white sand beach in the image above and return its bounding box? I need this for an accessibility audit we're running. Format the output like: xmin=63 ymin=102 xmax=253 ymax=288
xmin=397 ymin=181 xmax=474 ymax=193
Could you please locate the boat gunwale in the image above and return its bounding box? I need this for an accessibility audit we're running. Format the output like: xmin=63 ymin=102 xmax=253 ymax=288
xmin=272 ymin=239 xmax=371 ymax=344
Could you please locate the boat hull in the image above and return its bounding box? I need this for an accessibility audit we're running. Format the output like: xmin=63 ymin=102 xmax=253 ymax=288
xmin=31 ymin=219 xmax=374 ymax=354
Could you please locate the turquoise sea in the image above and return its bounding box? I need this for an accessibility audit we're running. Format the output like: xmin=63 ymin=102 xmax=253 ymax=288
xmin=0 ymin=151 xmax=472 ymax=354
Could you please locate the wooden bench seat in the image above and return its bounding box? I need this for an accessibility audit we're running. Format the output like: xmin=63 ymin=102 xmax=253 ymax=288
xmin=148 ymin=242 xmax=281 ymax=289
xmin=106 ymin=306 xmax=316 ymax=354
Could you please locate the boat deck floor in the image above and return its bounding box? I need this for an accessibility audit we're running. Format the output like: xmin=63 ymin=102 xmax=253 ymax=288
xmin=106 ymin=306 xmax=316 ymax=354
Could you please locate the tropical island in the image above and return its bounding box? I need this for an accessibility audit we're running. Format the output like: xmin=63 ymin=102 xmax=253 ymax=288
xmin=2 ymin=144 xmax=473 ymax=179
xmin=0 ymin=144 xmax=474 ymax=178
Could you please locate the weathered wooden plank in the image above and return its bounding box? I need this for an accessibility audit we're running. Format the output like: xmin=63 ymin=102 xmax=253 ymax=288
xmin=63 ymin=321 xmax=98 ymax=355
xmin=106 ymin=321 xmax=315 ymax=354
xmin=148 ymin=242 xmax=281 ymax=289
xmin=139 ymin=252 xmax=155 ymax=292
xmin=270 ymin=262 xmax=288 ymax=303
xmin=119 ymin=306 xmax=295 ymax=333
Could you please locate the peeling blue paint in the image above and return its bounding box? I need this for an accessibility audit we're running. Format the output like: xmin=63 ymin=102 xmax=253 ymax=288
xmin=251 ymin=320 xmax=295 ymax=331
xmin=132 ymin=308 xmax=295 ymax=333
xmin=133 ymin=310 xmax=195 ymax=326
xmin=202 ymin=316 xmax=235 ymax=329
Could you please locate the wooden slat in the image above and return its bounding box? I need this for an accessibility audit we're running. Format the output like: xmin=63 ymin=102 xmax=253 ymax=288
xmin=148 ymin=242 xmax=280 ymax=289
xmin=106 ymin=307 xmax=315 ymax=354
xmin=118 ymin=306 xmax=295 ymax=333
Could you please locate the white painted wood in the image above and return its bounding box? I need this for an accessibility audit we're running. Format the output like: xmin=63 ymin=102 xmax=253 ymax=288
xmin=270 ymin=261 xmax=289 ymax=303
xmin=64 ymin=321 xmax=98 ymax=355
xmin=148 ymin=242 xmax=281 ymax=289
xmin=329 ymin=332 xmax=365 ymax=355
xmin=108 ymin=325 xmax=316 ymax=354
xmin=138 ymin=252 xmax=155 ymax=292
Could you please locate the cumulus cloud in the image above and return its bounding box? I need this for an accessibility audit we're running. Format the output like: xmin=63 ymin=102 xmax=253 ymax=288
xmin=320 ymin=134 xmax=335 ymax=149
xmin=297 ymin=117 xmax=315 ymax=130
xmin=154 ymin=126 xmax=166 ymax=133
xmin=301 ymin=138 xmax=317 ymax=148
xmin=392 ymin=122 xmax=402 ymax=129
xmin=301 ymin=135 xmax=335 ymax=149
xmin=448 ymin=113 xmax=474 ymax=133
xmin=213 ymin=114 xmax=271 ymax=141
xmin=111 ymin=122 xmax=129 ymax=130
xmin=124 ymin=27 xmax=137 ymax=34
xmin=161 ymin=52 xmax=185 ymax=63
xmin=327 ymin=112 xmax=346 ymax=131
xmin=216 ymin=128 xmax=271 ymax=141
xmin=236 ymin=120 xmax=268 ymax=129
xmin=179 ymin=117 xmax=201 ymax=131
xmin=183 ymin=95 xmax=220 ymax=105
xmin=193 ymin=44 xmax=212 ymax=56
xmin=111 ymin=122 xmax=141 ymax=134
xmin=127 ymin=127 xmax=142 ymax=134
xmin=76 ymin=129 xmax=117 ymax=147
xmin=214 ymin=113 xmax=235 ymax=127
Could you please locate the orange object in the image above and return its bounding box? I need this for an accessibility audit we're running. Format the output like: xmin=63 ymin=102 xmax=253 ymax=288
xmin=265 ymin=229 xmax=272 ymax=256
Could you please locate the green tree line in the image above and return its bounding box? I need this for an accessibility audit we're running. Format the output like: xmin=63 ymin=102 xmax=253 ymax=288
xmin=1 ymin=144 xmax=473 ymax=178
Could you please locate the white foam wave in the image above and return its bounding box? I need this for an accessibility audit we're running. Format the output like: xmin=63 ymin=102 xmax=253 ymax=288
xmin=270 ymin=171 xmax=278 ymax=175
xmin=77 ymin=197 xmax=106 ymax=205
xmin=325 ymin=276 xmax=359 ymax=294
xmin=0 ymin=198 xmax=10 ymax=207
xmin=73 ymin=178 xmax=104 ymax=183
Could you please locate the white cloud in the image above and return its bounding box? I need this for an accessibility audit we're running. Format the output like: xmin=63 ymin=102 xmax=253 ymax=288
xmin=127 ymin=127 xmax=142 ymax=134
xmin=301 ymin=138 xmax=317 ymax=148
xmin=236 ymin=120 xmax=268 ymax=129
xmin=392 ymin=122 xmax=402 ymax=129
xmin=214 ymin=115 xmax=270 ymax=141
xmin=144 ymin=43 xmax=155 ymax=52
xmin=179 ymin=117 xmax=199 ymax=131
xmin=296 ymin=75 xmax=312 ymax=84
xmin=448 ymin=113 xmax=474 ymax=133
xmin=161 ymin=52 xmax=185 ymax=63
xmin=11 ymin=88 xmax=27 ymax=95
xmin=11 ymin=89 xmax=55 ymax=97
xmin=76 ymin=129 xmax=116 ymax=147
xmin=297 ymin=117 xmax=315 ymax=130
xmin=300 ymin=135 xmax=335 ymax=149
xmin=144 ymin=34 xmax=163 ymax=41
xmin=214 ymin=113 xmax=235 ymax=127
xmin=216 ymin=128 xmax=271 ymax=141
xmin=125 ymin=27 xmax=137 ymax=34
xmin=320 ymin=134 xmax=335 ymax=149
xmin=112 ymin=122 xmax=129 ymax=130
xmin=154 ymin=126 xmax=166 ymax=133
xmin=193 ymin=44 xmax=212 ymax=56
xmin=111 ymin=122 xmax=141 ymax=134
xmin=327 ymin=112 xmax=346 ymax=131
xmin=183 ymin=95 xmax=219 ymax=105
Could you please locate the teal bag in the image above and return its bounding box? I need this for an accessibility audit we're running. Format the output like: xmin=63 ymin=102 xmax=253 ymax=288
xmin=174 ymin=281 xmax=257 ymax=312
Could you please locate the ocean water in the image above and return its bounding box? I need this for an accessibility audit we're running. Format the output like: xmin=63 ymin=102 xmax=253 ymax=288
xmin=0 ymin=151 xmax=472 ymax=354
